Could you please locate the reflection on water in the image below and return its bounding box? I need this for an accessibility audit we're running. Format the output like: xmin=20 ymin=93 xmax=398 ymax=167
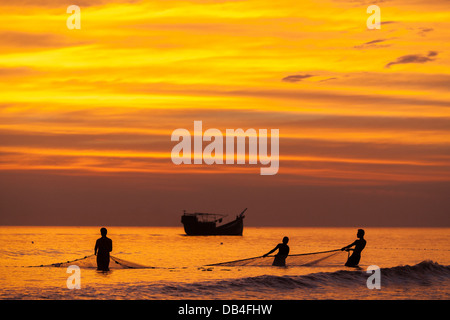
xmin=0 ymin=227 xmax=449 ymax=299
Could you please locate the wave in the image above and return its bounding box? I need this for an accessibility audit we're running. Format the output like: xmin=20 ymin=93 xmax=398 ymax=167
xmin=4 ymin=261 xmax=449 ymax=300
xmin=158 ymin=261 xmax=450 ymax=294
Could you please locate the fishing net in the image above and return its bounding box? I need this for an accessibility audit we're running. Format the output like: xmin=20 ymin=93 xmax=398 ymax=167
xmin=207 ymin=249 xmax=347 ymax=267
xmin=28 ymin=249 xmax=348 ymax=269
xmin=32 ymin=254 xmax=152 ymax=269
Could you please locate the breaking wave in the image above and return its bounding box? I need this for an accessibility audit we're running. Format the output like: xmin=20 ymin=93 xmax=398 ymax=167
xmin=7 ymin=260 xmax=449 ymax=299
xmin=160 ymin=261 xmax=450 ymax=294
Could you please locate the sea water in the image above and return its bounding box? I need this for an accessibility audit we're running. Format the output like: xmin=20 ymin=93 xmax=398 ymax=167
xmin=0 ymin=227 xmax=449 ymax=299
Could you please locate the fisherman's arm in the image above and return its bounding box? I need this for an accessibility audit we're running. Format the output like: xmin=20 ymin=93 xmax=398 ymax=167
xmin=341 ymin=241 xmax=356 ymax=251
xmin=263 ymin=244 xmax=279 ymax=257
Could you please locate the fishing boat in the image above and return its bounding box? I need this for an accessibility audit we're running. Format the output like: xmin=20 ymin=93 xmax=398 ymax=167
xmin=181 ymin=208 xmax=247 ymax=236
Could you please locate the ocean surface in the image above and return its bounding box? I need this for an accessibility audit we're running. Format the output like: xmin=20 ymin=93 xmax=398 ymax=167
xmin=0 ymin=226 xmax=449 ymax=300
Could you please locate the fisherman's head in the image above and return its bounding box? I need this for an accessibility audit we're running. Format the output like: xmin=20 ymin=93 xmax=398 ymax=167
xmin=282 ymin=236 xmax=289 ymax=244
xmin=357 ymin=229 xmax=365 ymax=239
xmin=100 ymin=227 xmax=107 ymax=237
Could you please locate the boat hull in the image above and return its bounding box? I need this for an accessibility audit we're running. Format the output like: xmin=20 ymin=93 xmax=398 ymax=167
xmin=182 ymin=215 xmax=244 ymax=236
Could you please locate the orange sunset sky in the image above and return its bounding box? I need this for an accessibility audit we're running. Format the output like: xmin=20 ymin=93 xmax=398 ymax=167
xmin=0 ymin=0 xmax=449 ymax=226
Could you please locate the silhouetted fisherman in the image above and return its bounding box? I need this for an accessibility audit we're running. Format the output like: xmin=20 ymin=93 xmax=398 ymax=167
xmin=263 ymin=236 xmax=290 ymax=266
xmin=94 ymin=227 xmax=112 ymax=271
xmin=341 ymin=229 xmax=366 ymax=267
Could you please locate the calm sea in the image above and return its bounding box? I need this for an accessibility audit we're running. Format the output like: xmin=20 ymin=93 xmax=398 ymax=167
xmin=0 ymin=226 xmax=449 ymax=300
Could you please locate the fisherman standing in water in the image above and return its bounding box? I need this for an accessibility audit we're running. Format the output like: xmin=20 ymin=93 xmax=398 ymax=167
xmin=263 ymin=236 xmax=290 ymax=266
xmin=341 ymin=229 xmax=366 ymax=267
xmin=94 ymin=227 xmax=113 ymax=271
